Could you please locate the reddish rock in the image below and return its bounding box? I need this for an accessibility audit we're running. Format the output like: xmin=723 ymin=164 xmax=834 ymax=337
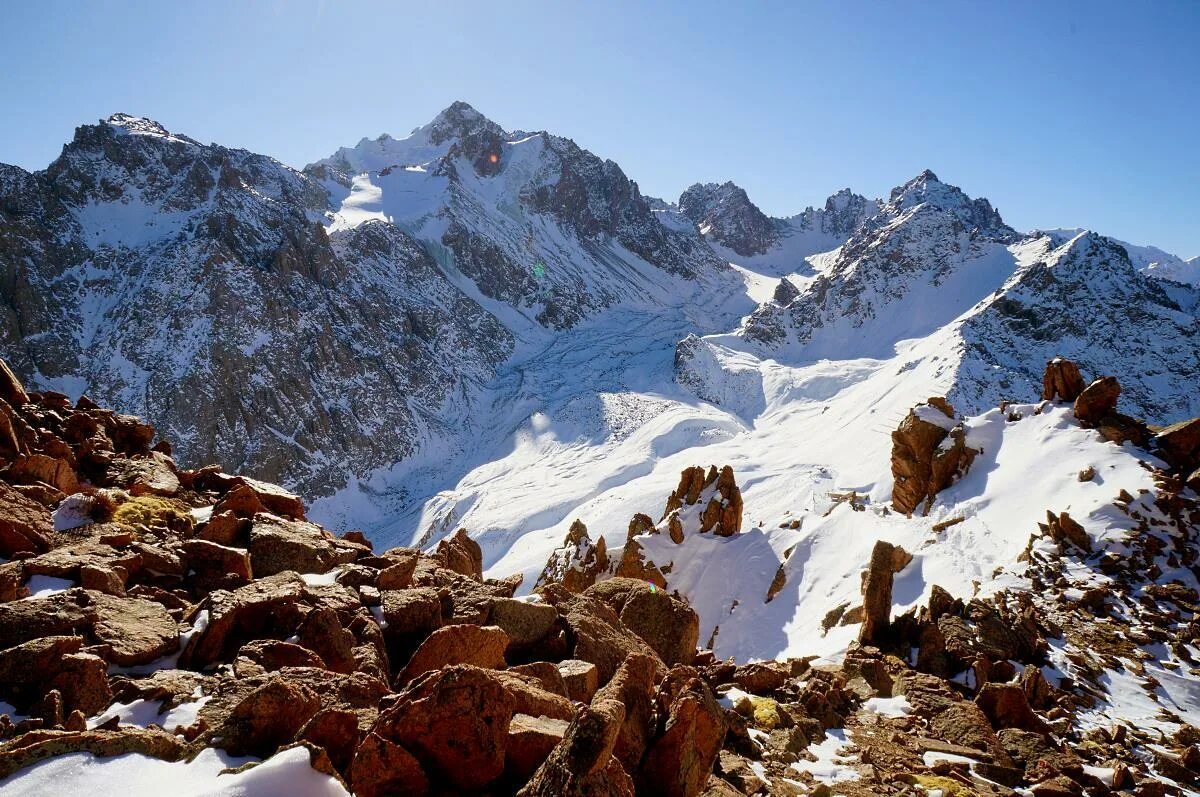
xmin=558 ymin=659 xmax=601 ymax=703
xmin=434 ymin=528 xmax=484 ymax=580
xmin=662 ymin=465 xmax=743 ymax=539
xmin=1155 ymin=417 xmax=1200 ymax=474
xmin=380 ymin=586 xmax=444 ymax=641
xmin=506 ymin=712 xmax=570 ymax=782
xmin=732 ymin=661 xmax=789 ymax=695
xmin=181 ymin=572 xmax=308 ymax=668
xmin=6 ymin=453 xmax=79 ymax=495
xmin=592 ymin=653 xmax=660 ymax=772
xmin=0 ymin=590 xmax=97 ymax=651
xmin=236 ymin=640 xmax=325 ymax=672
xmin=490 ymin=670 xmax=578 ymax=721
xmin=297 ymin=606 xmax=358 ymax=674
xmin=104 ymin=453 xmax=180 ymax=497
xmin=859 ymin=540 xmax=899 ymax=645
xmin=1041 ymin=358 xmax=1086 ymax=402
xmin=0 ymin=483 xmax=51 ymax=557
xmin=297 ymin=707 xmax=360 ymax=775
xmin=585 ymin=578 xmax=699 ymax=666
xmin=640 ymin=677 xmax=726 ymax=797
xmin=349 ymin=732 xmax=430 ymax=797
xmin=540 ymin=585 xmax=666 ymax=685
xmin=976 ymin=682 xmax=1049 ymax=733
xmin=79 ymin=564 xmax=125 ymax=596
xmin=90 ymin=592 xmax=180 ymax=667
xmin=489 ymin=597 xmax=559 ymax=651
xmin=517 ymin=699 xmax=634 ymax=797
xmin=248 ymin=514 xmax=362 ymax=577
xmin=536 ymin=520 xmax=609 ymax=593
xmin=182 ymin=539 xmax=253 ymax=590
xmin=1041 ymin=511 xmax=1090 ymax=552
xmin=1074 ymin=376 xmax=1120 ymax=426
xmin=0 ymin=727 xmax=186 ymax=781
xmin=374 ymin=665 xmax=516 ymax=791
xmin=219 ymin=677 xmax=322 ymax=758
xmin=891 ymin=398 xmax=976 ymax=516
xmin=398 ymin=623 xmax=509 ymax=684
xmin=375 ymin=549 xmax=420 ymax=589
xmin=509 ymin=662 xmax=569 ymax=696
xmin=0 ymin=360 xmax=30 ymax=407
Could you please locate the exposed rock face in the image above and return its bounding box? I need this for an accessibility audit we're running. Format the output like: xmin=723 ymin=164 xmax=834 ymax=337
xmin=891 ymin=397 xmax=977 ymax=516
xmin=662 ymin=465 xmax=743 ymax=540
xmin=640 ymin=674 xmax=726 ymax=797
xmin=372 ymin=665 xmax=515 ymax=791
xmin=397 ymin=623 xmax=508 ymax=683
xmin=518 ymin=700 xmax=634 ymax=797
xmin=1074 ymin=376 xmax=1121 ymax=426
xmin=859 ymin=540 xmax=900 ymax=645
xmin=614 ymin=514 xmax=667 ymax=588
xmin=433 ymin=528 xmax=484 ymax=580
xmin=535 ymin=519 xmax=609 ymax=593
xmin=585 ymin=578 xmax=700 ymax=667
xmin=679 ymin=181 xmax=778 ymax=257
xmin=1042 ymin=358 xmax=1087 ymax=402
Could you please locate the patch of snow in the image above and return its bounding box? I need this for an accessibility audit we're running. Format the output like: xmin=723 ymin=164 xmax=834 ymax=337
xmin=0 ymin=745 xmax=349 ymax=796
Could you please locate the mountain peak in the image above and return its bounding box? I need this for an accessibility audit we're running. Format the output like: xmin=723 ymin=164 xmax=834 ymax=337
xmin=101 ymin=113 xmax=176 ymax=139
xmin=886 ymin=170 xmax=1013 ymax=240
xmin=428 ymin=100 xmax=504 ymax=145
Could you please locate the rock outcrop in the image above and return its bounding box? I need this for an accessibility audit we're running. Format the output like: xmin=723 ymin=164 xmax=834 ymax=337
xmin=891 ymin=398 xmax=978 ymax=516
xmin=535 ymin=520 xmax=609 ymax=594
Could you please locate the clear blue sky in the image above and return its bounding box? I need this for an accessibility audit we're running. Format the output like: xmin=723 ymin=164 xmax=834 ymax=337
xmin=3 ymin=0 xmax=1197 ymax=256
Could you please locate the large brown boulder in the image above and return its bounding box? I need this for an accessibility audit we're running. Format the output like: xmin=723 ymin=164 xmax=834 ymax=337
xmin=1073 ymin=376 xmax=1120 ymax=426
xmin=592 ymin=653 xmax=660 ymax=771
xmin=489 ymin=597 xmax=559 ymax=652
xmin=584 ymin=578 xmax=699 ymax=666
xmin=248 ymin=514 xmax=364 ymax=577
xmin=976 ymin=682 xmax=1049 ymax=733
xmin=517 ymin=699 xmax=635 ymax=797
xmin=6 ymin=453 xmax=79 ymax=495
xmin=507 ymin=713 xmax=570 ymax=783
xmin=858 ymin=540 xmax=898 ymax=645
xmin=218 ymin=677 xmax=323 ymax=757
xmin=104 ymin=452 xmax=180 ymax=497
xmin=90 ymin=592 xmax=180 ymax=667
xmin=350 ymin=732 xmax=430 ymax=797
xmin=1041 ymin=358 xmax=1086 ymax=402
xmin=0 ymin=482 xmax=51 ymax=557
xmin=891 ymin=398 xmax=976 ymax=516
xmin=535 ymin=519 xmax=609 ymax=593
xmin=0 ymin=589 xmax=97 ymax=651
xmin=380 ymin=586 xmax=444 ymax=641
xmin=0 ymin=636 xmax=86 ymax=712
xmin=398 ymin=624 xmax=509 ymax=684
xmin=640 ymin=676 xmax=726 ymax=797
xmin=372 ymin=665 xmax=516 ymax=791
xmin=540 ymin=585 xmax=666 ymax=685
xmin=0 ymin=359 xmax=30 ymax=408
xmin=1155 ymin=417 xmax=1200 ymax=474
xmin=433 ymin=528 xmax=484 ymax=580
xmin=181 ymin=572 xmax=308 ymax=668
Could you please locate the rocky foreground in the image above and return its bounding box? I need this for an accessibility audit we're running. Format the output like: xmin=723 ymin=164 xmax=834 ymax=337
xmin=0 ymin=355 xmax=1198 ymax=796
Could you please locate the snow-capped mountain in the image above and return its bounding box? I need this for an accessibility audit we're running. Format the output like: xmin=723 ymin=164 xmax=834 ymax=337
xmin=310 ymin=101 xmax=736 ymax=332
xmin=1 ymin=103 xmax=1196 ymax=566
xmin=0 ymin=105 xmax=743 ymax=498
xmin=683 ymin=171 xmax=1200 ymax=422
xmin=660 ymin=181 xmax=879 ymax=279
